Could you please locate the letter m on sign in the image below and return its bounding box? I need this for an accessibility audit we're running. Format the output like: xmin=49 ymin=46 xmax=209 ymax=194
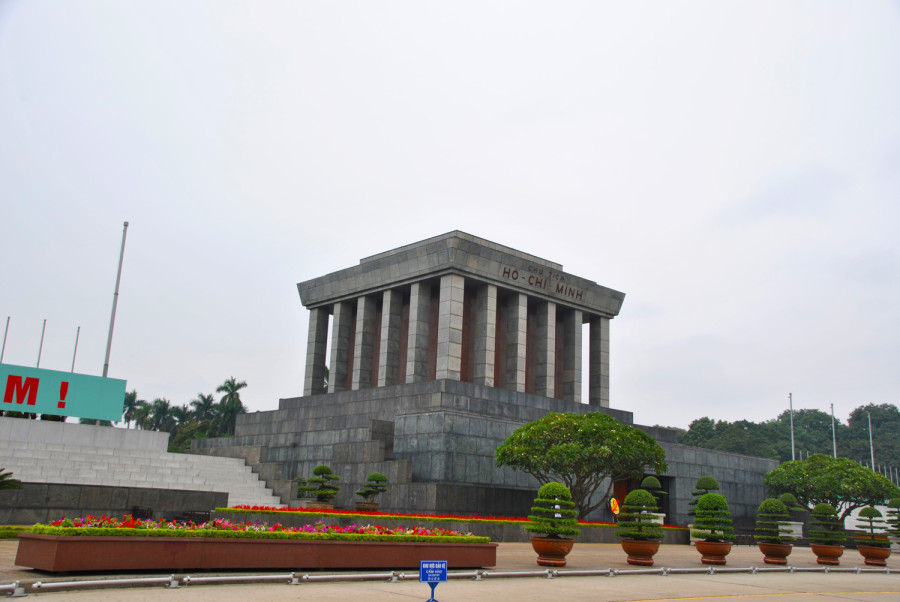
xmin=3 ymin=375 xmax=39 ymax=405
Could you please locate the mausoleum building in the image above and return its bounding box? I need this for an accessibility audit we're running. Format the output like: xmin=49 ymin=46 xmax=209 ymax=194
xmin=192 ymin=232 xmax=776 ymax=527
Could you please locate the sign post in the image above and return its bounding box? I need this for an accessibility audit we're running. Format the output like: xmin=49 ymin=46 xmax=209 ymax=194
xmin=419 ymin=560 xmax=447 ymax=602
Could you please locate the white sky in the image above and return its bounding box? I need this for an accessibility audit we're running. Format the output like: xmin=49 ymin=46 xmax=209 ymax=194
xmin=1 ymin=1 xmax=898 ymax=430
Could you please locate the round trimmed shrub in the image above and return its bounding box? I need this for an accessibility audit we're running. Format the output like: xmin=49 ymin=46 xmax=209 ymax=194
xmin=355 ymin=472 xmax=388 ymax=502
xmin=525 ymin=482 xmax=580 ymax=539
xmin=692 ymin=493 xmax=735 ymax=543
xmin=754 ymin=498 xmax=795 ymax=544
xmin=808 ymin=503 xmax=846 ymax=546
xmin=296 ymin=464 xmax=341 ymax=502
xmin=886 ymin=498 xmax=900 ymax=538
xmin=855 ymin=506 xmax=890 ymax=548
xmin=779 ymin=493 xmax=806 ymax=513
xmin=689 ymin=476 xmax=720 ymax=515
xmin=615 ymin=489 xmax=664 ymax=542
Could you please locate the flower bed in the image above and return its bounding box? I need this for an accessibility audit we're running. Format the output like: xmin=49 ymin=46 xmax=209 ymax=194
xmin=219 ymin=507 xmax=690 ymax=545
xmin=15 ymin=516 xmax=497 ymax=573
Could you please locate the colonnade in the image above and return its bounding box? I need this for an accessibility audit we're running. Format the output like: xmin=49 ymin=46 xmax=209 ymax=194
xmin=303 ymin=273 xmax=610 ymax=406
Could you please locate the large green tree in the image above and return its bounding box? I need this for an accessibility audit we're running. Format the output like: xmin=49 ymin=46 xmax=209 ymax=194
xmin=496 ymin=412 xmax=667 ymax=518
xmin=763 ymin=453 xmax=900 ymax=520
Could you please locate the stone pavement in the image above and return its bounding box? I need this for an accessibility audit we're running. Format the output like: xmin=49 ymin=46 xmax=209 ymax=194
xmin=2 ymin=541 xmax=899 ymax=600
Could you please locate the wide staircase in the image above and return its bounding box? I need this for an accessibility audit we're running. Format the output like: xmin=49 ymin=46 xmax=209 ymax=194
xmin=0 ymin=419 xmax=283 ymax=508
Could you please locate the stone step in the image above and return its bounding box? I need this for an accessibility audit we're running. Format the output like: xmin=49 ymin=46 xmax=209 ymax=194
xmin=0 ymin=438 xmax=283 ymax=509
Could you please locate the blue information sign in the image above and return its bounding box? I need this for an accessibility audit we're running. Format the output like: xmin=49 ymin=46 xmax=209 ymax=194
xmin=419 ymin=560 xmax=447 ymax=601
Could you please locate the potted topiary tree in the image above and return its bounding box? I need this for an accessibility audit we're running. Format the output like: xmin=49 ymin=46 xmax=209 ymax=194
xmin=754 ymin=498 xmax=795 ymax=564
xmin=354 ymin=472 xmax=388 ymax=511
xmin=808 ymin=503 xmax=846 ymax=565
xmin=691 ymin=493 xmax=735 ymax=565
xmin=615 ymin=489 xmax=665 ymax=566
xmin=689 ymin=476 xmax=719 ymax=516
xmin=854 ymin=506 xmax=892 ymax=566
xmin=295 ymin=464 xmax=340 ymax=509
xmin=524 ymin=482 xmax=581 ymax=567
xmin=887 ymin=498 xmax=900 ymax=552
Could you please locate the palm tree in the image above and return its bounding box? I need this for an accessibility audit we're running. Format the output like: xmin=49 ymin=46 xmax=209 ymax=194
xmin=214 ymin=377 xmax=248 ymax=436
xmin=190 ymin=393 xmax=216 ymax=423
xmin=0 ymin=468 xmax=22 ymax=490
xmin=122 ymin=390 xmax=143 ymax=428
xmin=132 ymin=400 xmax=152 ymax=430
xmin=149 ymin=398 xmax=173 ymax=432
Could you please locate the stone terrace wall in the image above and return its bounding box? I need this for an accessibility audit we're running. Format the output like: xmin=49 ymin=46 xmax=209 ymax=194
xmin=0 ymin=483 xmax=226 ymax=525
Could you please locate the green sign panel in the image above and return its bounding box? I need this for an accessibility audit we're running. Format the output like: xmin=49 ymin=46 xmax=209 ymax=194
xmin=0 ymin=363 xmax=126 ymax=422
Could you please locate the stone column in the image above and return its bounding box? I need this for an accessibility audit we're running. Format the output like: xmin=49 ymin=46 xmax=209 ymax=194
xmin=534 ymin=301 xmax=556 ymax=398
xmin=560 ymin=309 xmax=583 ymax=403
xmin=405 ymin=282 xmax=431 ymax=383
xmin=435 ymin=273 xmax=465 ymax=380
xmin=328 ymin=301 xmax=355 ymax=393
xmin=505 ymin=292 xmax=527 ymax=392
xmin=377 ymin=289 xmax=403 ymax=387
xmin=303 ymin=307 xmax=330 ymax=396
xmin=472 ymin=284 xmax=497 ymax=386
xmin=589 ymin=316 xmax=610 ymax=407
xmin=351 ymin=296 xmax=378 ymax=390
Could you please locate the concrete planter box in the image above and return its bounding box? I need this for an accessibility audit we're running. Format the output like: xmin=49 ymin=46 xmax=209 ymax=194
xmin=15 ymin=533 xmax=498 ymax=573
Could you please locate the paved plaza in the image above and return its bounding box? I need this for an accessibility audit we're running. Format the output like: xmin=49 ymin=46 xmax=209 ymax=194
xmin=3 ymin=540 xmax=898 ymax=600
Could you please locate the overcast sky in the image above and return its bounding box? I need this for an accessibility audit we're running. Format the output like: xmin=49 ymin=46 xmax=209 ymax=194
xmin=1 ymin=1 xmax=898 ymax=431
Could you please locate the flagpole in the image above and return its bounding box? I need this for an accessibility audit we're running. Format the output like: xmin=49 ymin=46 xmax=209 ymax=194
xmin=102 ymin=222 xmax=129 ymax=378
xmin=789 ymin=393 xmax=795 ymax=461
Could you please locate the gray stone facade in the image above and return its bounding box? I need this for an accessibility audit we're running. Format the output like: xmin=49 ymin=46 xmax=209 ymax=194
xmin=192 ymin=232 xmax=778 ymax=527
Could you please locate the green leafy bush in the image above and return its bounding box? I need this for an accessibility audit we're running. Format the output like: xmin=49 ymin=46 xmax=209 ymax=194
xmin=689 ymin=476 xmax=719 ymax=515
xmin=691 ymin=493 xmax=735 ymax=543
xmin=779 ymin=493 xmax=806 ymax=513
xmin=640 ymin=476 xmax=666 ymax=502
xmin=886 ymin=498 xmax=900 ymax=538
xmin=354 ymin=472 xmax=388 ymax=502
xmin=754 ymin=498 xmax=795 ymax=544
xmin=524 ymin=482 xmax=581 ymax=539
xmin=296 ymin=465 xmax=340 ymax=502
xmin=615 ymin=489 xmax=664 ymax=542
xmin=854 ymin=506 xmax=890 ymax=548
xmin=0 ymin=526 xmax=29 ymax=539
xmin=808 ymin=503 xmax=846 ymax=546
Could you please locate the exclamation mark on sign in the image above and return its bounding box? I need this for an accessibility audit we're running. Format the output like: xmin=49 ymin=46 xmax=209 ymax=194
xmin=58 ymin=382 xmax=69 ymax=409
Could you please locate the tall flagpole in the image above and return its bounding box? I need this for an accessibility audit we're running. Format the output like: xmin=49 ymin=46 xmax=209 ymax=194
xmin=0 ymin=316 xmax=9 ymax=364
xmin=71 ymin=326 xmax=81 ymax=372
xmin=102 ymin=222 xmax=129 ymax=378
xmin=37 ymin=319 xmax=47 ymax=368
xmin=830 ymin=403 xmax=837 ymax=458
xmin=789 ymin=393 xmax=795 ymax=461
xmin=867 ymin=411 xmax=875 ymax=470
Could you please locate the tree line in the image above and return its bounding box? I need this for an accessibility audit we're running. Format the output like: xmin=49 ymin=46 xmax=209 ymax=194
xmin=121 ymin=376 xmax=249 ymax=451
xmin=675 ymin=402 xmax=900 ymax=469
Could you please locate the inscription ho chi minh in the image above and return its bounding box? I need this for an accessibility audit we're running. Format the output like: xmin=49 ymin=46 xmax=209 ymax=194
xmin=500 ymin=264 xmax=584 ymax=301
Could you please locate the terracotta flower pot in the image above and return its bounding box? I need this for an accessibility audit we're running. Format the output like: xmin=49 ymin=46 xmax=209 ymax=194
xmin=757 ymin=542 xmax=792 ymax=565
xmin=856 ymin=544 xmax=891 ymax=567
xmin=355 ymin=501 xmax=379 ymax=512
xmin=695 ymin=540 xmax=733 ymax=565
xmin=809 ymin=544 xmax=844 ymax=566
xmin=530 ymin=537 xmax=575 ymax=567
xmin=619 ymin=539 xmax=661 ymax=566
